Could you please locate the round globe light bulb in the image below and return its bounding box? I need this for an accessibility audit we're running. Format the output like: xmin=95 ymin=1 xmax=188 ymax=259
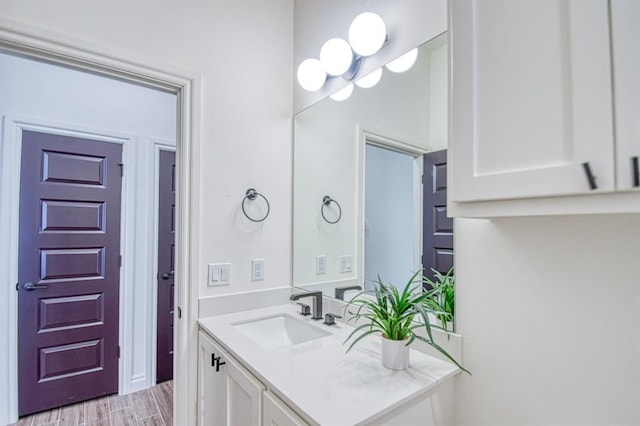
xmin=330 ymin=84 xmax=354 ymax=102
xmin=297 ymin=58 xmax=327 ymax=92
xmin=348 ymin=12 xmax=387 ymax=57
xmin=355 ymin=67 xmax=383 ymax=89
xmin=385 ymin=48 xmax=419 ymax=73
xmin=320 ymin=38 xmax=354 ymax=76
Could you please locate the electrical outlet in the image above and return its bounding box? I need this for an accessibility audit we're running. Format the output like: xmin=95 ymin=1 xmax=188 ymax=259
xmin=252 ymin=259 xmax=264 ymax=281
xmin=316 ymin=255 xmax=327 ymax=275
xmin=208 ymin=263 xmax=231 ymax=286
xmin=339 ymin=255 xmax=352 ymax=273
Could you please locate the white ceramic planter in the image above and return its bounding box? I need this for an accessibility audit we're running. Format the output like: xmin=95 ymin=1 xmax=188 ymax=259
xmin=381 ymin=336 xmax=410 ymax=370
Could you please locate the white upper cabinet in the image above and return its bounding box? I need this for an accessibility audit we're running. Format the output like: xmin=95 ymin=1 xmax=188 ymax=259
xmin=450 ymin=0 xmax=616 ymax=203
xmin=611 ymin=0 xmax=640 ymax=192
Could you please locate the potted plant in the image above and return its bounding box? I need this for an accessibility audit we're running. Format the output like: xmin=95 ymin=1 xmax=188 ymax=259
xmin=423 ymin=267 xmax=455 ymax=332
xmin=344 ymin=270 xmax=469 ymax=374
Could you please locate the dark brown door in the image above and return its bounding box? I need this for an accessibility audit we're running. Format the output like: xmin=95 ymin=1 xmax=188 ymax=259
xmin=156 ymin=150 xmax=175 ymax=382
xmin=18 ymin=130 xmax=122 ymax=416
xmin=423 ymin=149 xmax=453 ymax=281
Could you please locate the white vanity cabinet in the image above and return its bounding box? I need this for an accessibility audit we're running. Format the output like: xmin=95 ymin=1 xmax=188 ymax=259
xmin=449 ymin=0 xmax=640 ymax=216
xmin=198 ymin=304 xmax=461 ymax=426
xmin=198 ymin=331 xmax=266 ymax=426
xmin=263 ymin=391 xmax=308 ymax=426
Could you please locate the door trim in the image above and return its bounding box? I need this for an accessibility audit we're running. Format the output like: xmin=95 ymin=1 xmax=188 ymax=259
xmin=356 ymin=125 xmax=427 ymax=289
xmin=0 ymin=19 xmax=201 ymax=425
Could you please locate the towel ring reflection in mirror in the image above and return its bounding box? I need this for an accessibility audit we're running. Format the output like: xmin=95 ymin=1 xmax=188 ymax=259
xmin=242 ymin=188 xmax=270 ymax=222
xmin=321 ymin=195 xmax=342 ymax=224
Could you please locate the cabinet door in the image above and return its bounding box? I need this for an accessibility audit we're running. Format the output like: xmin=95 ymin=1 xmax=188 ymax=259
xmin=263 ymin=391 xmax=308 ymax=426
xmin=450 ymin=0 xmax=615 ymax=202
xmin=198 ymin=331 xmax=227 ymax=426
xmin=226 ymin=352 xmax=266 ymax=426
xmin=198 ymin=331 xmax=266 ymax=425
xmin=611 ymin=0 xmax=640 ymax=192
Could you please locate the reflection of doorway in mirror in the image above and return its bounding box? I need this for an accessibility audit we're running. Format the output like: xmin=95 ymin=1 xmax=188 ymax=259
xmin=364 ymin=143 xmax=422 ymax=291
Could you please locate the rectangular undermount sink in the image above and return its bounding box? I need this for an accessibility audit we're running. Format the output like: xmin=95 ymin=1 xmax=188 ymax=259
xmin=232 ymin=313 xmax=331 ymax=350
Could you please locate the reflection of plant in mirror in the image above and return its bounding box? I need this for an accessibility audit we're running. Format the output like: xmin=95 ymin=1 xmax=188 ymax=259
xmin=423 ymin=267 xmax=455 ymax=330
xmin=343 ymin=270 xmax=470 ymax=374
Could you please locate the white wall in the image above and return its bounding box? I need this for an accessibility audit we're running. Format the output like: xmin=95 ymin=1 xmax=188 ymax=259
xmin=0 ymin=0 xmax=294 ymax=298
xmin=454 ymin=215 xmax=640 ymax=424
xmin=0 ymin=51 xmax=176 ymax=418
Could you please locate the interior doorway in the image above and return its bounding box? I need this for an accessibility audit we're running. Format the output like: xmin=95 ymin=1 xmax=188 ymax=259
xmin=363 ymin=139 xmax=423 ymax=291
xmin=0 ymin=41 xmax=187 ymax=422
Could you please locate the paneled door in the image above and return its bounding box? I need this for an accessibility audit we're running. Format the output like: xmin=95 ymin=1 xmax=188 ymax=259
xmin=156 ymin=149 xmax=175 ymax=382
xmin=423 ymin=150 xmax=453 ymax=281
xmin=18 ymin=130 xmax=122 ymax=415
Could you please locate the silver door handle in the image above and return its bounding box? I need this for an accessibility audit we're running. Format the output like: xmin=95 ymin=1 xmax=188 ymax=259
xmin=161 ymin=271 xmax=174 ymax=280
xmin=23 ymin=282 xmax=49 ymax=291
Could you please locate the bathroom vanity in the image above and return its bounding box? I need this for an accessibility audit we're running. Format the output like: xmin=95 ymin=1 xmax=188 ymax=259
xmin=198 ymin=304 xmax=459 ymax=425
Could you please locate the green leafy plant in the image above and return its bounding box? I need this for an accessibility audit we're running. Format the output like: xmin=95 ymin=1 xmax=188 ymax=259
xmin=344 ymin=270 xmax=470 ymax=374
xmin=422 ymin=267 xmax=455 ymax=329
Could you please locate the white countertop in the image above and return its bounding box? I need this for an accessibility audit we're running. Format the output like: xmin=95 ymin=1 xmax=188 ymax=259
xmin=198 ymin=303 xmax=459 ymax=426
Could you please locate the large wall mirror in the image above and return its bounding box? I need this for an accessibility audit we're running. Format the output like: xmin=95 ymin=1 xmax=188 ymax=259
xmin=293 ymin=33 xmax=450 ymax=304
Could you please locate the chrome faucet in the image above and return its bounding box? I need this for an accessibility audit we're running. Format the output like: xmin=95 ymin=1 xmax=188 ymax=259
xmin=290 ymin=291 xmax=323 ymax=320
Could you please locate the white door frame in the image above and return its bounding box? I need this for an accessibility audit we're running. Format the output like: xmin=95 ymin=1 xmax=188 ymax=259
xmin=356 ymin=125 xmax=427 ymax=289
xmin=0 ymin=19 xmax=201 ymax=425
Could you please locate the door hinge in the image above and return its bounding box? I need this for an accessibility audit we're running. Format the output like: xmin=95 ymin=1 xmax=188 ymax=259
xmin=15 ymin=282 xmax=19 ymax=291
xmin=119 ymin=255 xmax=122 ymax=267
xmin=118 ymin=163 xmax=124 ymax=177
xmin=117 ymin=346 xmax=121 ymax=358
xmin=177 ymin=306 xmax=182 ymax=319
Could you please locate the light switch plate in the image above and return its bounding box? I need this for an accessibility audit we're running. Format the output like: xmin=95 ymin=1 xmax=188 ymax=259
xmin=251 ymin=259 xmax=264 ymax=281
xmin=316 ymin=255 xmax=327 ymax=275
xmin=339 ymin=255 xmax=352 ymax=273
xmin=208 ymin=263 xmax=231 ymax=286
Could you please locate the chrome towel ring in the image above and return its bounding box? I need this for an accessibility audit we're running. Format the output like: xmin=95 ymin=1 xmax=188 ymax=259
xmin=321 ymin=195 xmax=342 ymax=224
xmin=242 ymin=188 xmax=270 ymax=222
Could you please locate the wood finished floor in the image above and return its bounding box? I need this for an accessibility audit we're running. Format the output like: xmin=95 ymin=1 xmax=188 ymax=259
xmin=11 ymin=380 xmax=173 ymax=426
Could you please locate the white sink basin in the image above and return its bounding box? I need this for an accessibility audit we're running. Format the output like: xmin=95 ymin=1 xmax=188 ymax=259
xmin=232 ymin=313 xmax=331 ymax=350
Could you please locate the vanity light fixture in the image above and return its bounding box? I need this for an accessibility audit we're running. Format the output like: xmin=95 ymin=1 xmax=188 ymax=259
xmin=385 ymin=48 xmax=418 ymax=73
xmin=296 ymin=12 xmax=388 ymax=93
xmin=297 ymin=58 xmax=327 ymax=92
xmin=320 ymin=38 xmax=354 ymax=76
xmin=348 ymin=12 xmax=388 ymax=57
xmin=329 ymin=83 xmax=354 ymax=101
xmin=355 ymin=67 xmax=383 ymax=89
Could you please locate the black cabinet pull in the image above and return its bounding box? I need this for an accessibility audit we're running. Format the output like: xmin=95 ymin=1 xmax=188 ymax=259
xmin=632 ymin=156 xmax=639 ymax=187
xmin=211 ymin=353 xmax=226 ymax=372
xmin=215 ymin=359 xmax=226 ymax=372
xmin=582 ymin=162 xmax=597 ymax=190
